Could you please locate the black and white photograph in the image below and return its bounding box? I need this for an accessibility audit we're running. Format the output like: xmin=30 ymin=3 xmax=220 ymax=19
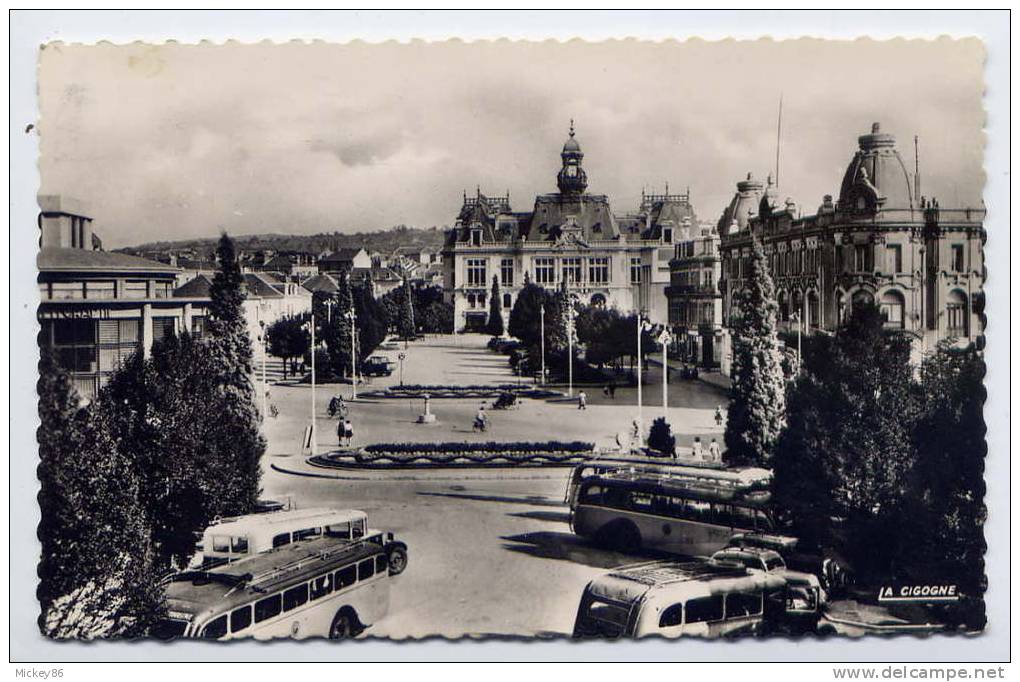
xmin=11 ymin=11 xmax=1009 ymax=669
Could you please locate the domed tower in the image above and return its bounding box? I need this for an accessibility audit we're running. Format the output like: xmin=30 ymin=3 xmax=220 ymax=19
xmin=717 ymin=172 xmax=764 ymax=234
xmin=836 ymin=122 xmax=914 ymax=214
xmin=556 ymin=120 xmax=588 ymax=195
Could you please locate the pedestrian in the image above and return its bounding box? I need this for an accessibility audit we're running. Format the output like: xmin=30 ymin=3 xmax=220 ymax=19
xmin=708 ymin=437 xmax=721 ymax=463
xmin=328 ymin=395 xmax=339 ymax=417
xmin=692 ymin=436 xmax=703 ymax=461
xmin=578 ymin=390 xmax=587 ymax=410
xmin=337 ymin=417 xmax=345 ymax=446
xmin=608 ymin=383 xmax=616 ymax=399
xmin=714 ymin=405 xmax=724 ymax=427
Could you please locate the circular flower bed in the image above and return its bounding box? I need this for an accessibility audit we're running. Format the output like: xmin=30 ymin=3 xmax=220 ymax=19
xmin=311 ymin=440 xmax=596 ymax=469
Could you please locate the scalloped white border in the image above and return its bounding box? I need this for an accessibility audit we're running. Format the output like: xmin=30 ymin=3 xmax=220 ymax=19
xmin=8 ymin=9 xmax=1011 ymax=664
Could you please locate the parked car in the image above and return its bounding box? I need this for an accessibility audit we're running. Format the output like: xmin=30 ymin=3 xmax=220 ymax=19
xmin=363 ymin=355 xmax=396 ymax=377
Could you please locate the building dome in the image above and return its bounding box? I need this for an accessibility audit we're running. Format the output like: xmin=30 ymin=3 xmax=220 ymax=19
xmin=557 ymin=120 xmax=588 ymax=195
xmin=561 ymin=120 xmax=583 ymax=156
xmin=717 ymin=172 xmax=764 ymax=234
xmin=837 ymin=122 xmax=914 ymax=213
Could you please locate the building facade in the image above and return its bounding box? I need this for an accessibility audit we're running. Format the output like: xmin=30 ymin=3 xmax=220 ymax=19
xmin=666 ymin=223 xmax=726 ymax=368
xmin=719 ymin=123 xmax=985 ymax=361
xmin=37 ymin=195 xmax=204 ymax=398
xmin=442 ymin=124 xmax=694 ymax=331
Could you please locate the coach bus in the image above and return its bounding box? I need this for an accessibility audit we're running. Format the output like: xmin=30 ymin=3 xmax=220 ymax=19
xmin=572 ymin=559 xmax=789 ymax=639
xmin=188 ymin=508 xmax=408 ymax=576
xmin=567 ymin=464 xmax=775 ymax=556
xmin=154 ymin=532 xmax=397 ymax=640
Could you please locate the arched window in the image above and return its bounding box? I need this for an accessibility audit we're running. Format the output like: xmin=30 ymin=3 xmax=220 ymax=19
xmin=807 ymin=291 xmax=820 ymax=328
xmin=946 ymin=290 xmax=969 ymax=337
xmin=879 ymin=290 xmax=905 ymax=329
xmin=778 ymin=291 xmax=789 ymax=322
xmin=851 ymin=290 xmax=874 ymax=312
xmin=590 ymin=293 xmax=607 ymax=308
xmin=835 ymin=291 xmax=847 ymax=325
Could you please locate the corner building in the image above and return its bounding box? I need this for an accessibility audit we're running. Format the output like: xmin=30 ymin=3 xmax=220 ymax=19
xmin=718 ymin=123 xmax=985 ymax=360
xmin=443 ymin=124 xmax=695 ymax=331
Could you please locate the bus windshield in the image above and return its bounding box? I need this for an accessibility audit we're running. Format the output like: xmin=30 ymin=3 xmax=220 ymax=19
xmin=578 ymin=597 xmax=632 ymax=638
xmin=150 ymin=618 xmax=189 ymax=640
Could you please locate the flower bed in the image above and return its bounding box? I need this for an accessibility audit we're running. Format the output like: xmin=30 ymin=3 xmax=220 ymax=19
xmin=310 ymin=440 xmax=596 ymax=469
xmin=371 ymin=384 xmax=560 ymax=399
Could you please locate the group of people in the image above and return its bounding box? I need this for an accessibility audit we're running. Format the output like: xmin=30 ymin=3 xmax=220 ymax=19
xmin=330 ymin=394 xmax=355 ymax=448
xmin=688 ymin=436 xmax=722 ymax=463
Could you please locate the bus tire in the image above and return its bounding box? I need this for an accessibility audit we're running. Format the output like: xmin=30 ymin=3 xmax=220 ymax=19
xmin=328 ymin=608 xmax=358 ymax=640
xmin=387 ymin=546 xmax=408 ymax=576
xmin=596 ymin=520 xmax=641 ymax=553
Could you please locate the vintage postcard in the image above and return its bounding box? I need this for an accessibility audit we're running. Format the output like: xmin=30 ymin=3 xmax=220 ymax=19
xmin=33 ymin=35 xmax=988 ymax=643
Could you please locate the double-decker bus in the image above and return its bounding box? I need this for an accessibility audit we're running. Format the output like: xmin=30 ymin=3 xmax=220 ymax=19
xmin=154 ymin=532 xmax=397 ymax=640
xmin=567 ymin=462 xmax=775 ymax=556
xmin=188 ymin=508 xmax=408 ymax=576
xmin=572 ymin=559 xmax=790 ymax=639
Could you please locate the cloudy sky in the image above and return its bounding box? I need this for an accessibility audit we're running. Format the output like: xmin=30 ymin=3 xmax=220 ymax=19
xmin=38 ymin=38 xmax=985 ymax=248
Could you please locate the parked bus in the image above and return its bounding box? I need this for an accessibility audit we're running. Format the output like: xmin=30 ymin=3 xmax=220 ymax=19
xmin=155 ymin=533 xmax=395 ymax=640
xmin=572 ymin=559 xmax=789 ymax=639
xmin=567 ymin=465 xmax=775 ymax=556
xmin=188 ymin=508 xmax=408 ymax=576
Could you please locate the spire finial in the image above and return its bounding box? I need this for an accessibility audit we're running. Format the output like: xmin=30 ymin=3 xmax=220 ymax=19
xmin=569 ymin=119 xmax=575 ymax=137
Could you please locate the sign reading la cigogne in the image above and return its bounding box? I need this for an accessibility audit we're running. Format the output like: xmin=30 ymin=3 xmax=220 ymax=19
xmin=878 ymin=585 xmax=960 ymax=603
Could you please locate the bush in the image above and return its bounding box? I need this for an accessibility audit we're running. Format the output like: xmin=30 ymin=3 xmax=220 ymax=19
xmin=648 ymin=417 xmax=676 ymax=456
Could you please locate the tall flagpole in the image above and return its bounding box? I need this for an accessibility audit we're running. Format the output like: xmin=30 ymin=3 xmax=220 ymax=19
xmin=310 ymin=312 xmax=317 ymax=455
xmin=775 ymin=93 xmax=783 ymax=188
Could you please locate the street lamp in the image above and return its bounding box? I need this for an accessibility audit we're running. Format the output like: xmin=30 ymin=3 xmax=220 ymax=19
xmin=304 ymin=315 xmax=317 ymax=455
xmin=539 ymin=303 xmax=546 ymax=386
xmin=258 ymin=318 xmax=268 ymax=419
xmin=636 ymin=311 xmax=652 ymax=435
xmin=398 ymin=352 xmax=406 ymax=387
xmin=566 ymin=294 xmax=578 ymax=398
xmin=656 ymin=326 xmax=673 ymax=420
xmin=345 ymin=307 xmax=358 ymax=400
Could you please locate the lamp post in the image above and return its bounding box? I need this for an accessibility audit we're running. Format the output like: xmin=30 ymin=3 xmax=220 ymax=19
xmin=636 ymin=311 xmax=651 ymax=433
xmin=258 ymin=318 xmax=267 ymax=419
xmin=308 ymin=315 xmax=317 ymax=455
xmin=657 ymin=327 xmax=673 ymax=420
xmin=398 ymin=352 xmax=406 ymax=387
xmin=540 ymin=303 xmax=546 ymax=386
xmin=346 ymin=307 xmax=358 ymax=400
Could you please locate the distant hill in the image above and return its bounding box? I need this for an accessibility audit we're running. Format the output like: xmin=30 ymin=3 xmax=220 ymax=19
xmin=118 ymin=225 xmax=448 ymax=257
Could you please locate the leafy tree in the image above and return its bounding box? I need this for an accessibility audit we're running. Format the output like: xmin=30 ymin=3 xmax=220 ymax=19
xmin=724 ymin=238 xmax=787 ymax=466
xmin=37 ymin=353 xmax=160 ymax=637
xmin=773 ymin=304 xmax=920 ymax=576
xmin=543 ymin=279 xmax=572 ymax=355
xmin=420 ymin=299 xmax=455 ymax=334
xmin=486 ymin=276 xmax=505 ymax=337
xmin=265 ymin=314 xmax=311 ymax=378
xmin=508 ymin=280 xmax=548 ymax=347
xmin=901 ymin=345 xmax=987 ymax=628
xmin=315 ymin=275 xmax=355 ymax=379
xmin=647 ymin=417 xmax=676 ymax=456
xmin=205 ymin=233 xmax=265 ymax=514
xmin=353 ymin=283 xmax=389 ymax=362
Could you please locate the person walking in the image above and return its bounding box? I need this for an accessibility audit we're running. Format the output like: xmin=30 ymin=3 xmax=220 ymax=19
xmin=578 ymin=390 xmax=587 ymax=410
xmin=708 ymin=437 xmax=721 ymax=463
xmin=692 ymin=436 xmax=704 ymax=461
xmin=714 ymin=405 xmax=724 ymax=427
xmin=337 ymin=417 xmax=346 ymax=446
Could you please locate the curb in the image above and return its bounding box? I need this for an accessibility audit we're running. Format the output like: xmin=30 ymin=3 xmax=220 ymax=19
xmin=269 ymin=459 xmax=574 ymax=483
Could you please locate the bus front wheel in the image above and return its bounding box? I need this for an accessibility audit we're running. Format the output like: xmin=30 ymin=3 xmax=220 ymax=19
xmin=328 ymin=609 xmax=357 ymax=640
xmin=387 ymin=546 xmax=408 ymax=575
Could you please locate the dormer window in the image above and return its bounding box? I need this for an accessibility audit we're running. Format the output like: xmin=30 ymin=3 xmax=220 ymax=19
xmin=470 ymin=228 xmax=482 ymax=247
xmin=663 ymin=227 xmax=673 ymax=244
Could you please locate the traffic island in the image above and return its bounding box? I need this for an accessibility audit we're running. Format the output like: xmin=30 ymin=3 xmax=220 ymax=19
xmin=358 ymin=384 xmax=563 ymax=400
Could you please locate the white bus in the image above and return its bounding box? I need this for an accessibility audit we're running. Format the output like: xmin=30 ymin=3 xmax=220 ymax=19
xmin=154 ymin=534 xmax=394 ymax=640
xmin=567 ymin=465 xmax=775 ymax=556
xmin=572 ymin=559 xmax=789 ymax=639
xmin=188 ymin=508 xmax=408 ymax=576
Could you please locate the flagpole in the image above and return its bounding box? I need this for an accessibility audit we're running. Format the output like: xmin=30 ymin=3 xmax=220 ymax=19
xmin=310 ymin=313 xmax=317 ymax=455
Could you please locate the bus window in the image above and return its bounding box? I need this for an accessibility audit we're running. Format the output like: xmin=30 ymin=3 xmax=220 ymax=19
xmin=658 ymin=604 xmax=683 ymax=628
xmin=579 ymin=485 xmax=602 ymax=504
xmin=254 ymin=594 xmax=282 ymax=623
xmin=310 ymin=573 xmax=333 ymax=600
xmin=212 ymin=536 xmax=230 ymax=552
xmin=725 ymin=592 xmax=762 ymax=619
xmin=376 ymin=554 xmax=389 ymax=574
xmin=293 ymin=527 xmax=321 ymax=541
xmin=335 ymin=564 xmax=357 ymax=589
xmin=326 ymin=523 xmax=351 ymax=539
xmin=231 ymin=536 xmax=249 ymax=553
xmin=200 ymin=615 xmax=228 ymax=639
xmin=684 ymin=595 xmax=724 ymax=624
xmin=272 ymin=533 xmax=291 ymax=548
xmin=630 ymin=492 xmax=653 ymax=512
xmin=230 ymin=605 xmax=252 ymax=633
xmin=358 ymin=558 xmax=375 ymax=581
xmin=352 ymin=519 xmax=366 ymax=539
xmin=283 ymin=584 xmax=309 ymax=611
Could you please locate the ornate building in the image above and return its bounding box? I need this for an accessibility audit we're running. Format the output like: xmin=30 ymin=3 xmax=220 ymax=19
xmin=442 ymin=124 xmax=695 ymax=331
xmin=719 ymin=123 xmax=985 ymax=360
xmin=666 ymin=222 xmax=725 ymax=368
